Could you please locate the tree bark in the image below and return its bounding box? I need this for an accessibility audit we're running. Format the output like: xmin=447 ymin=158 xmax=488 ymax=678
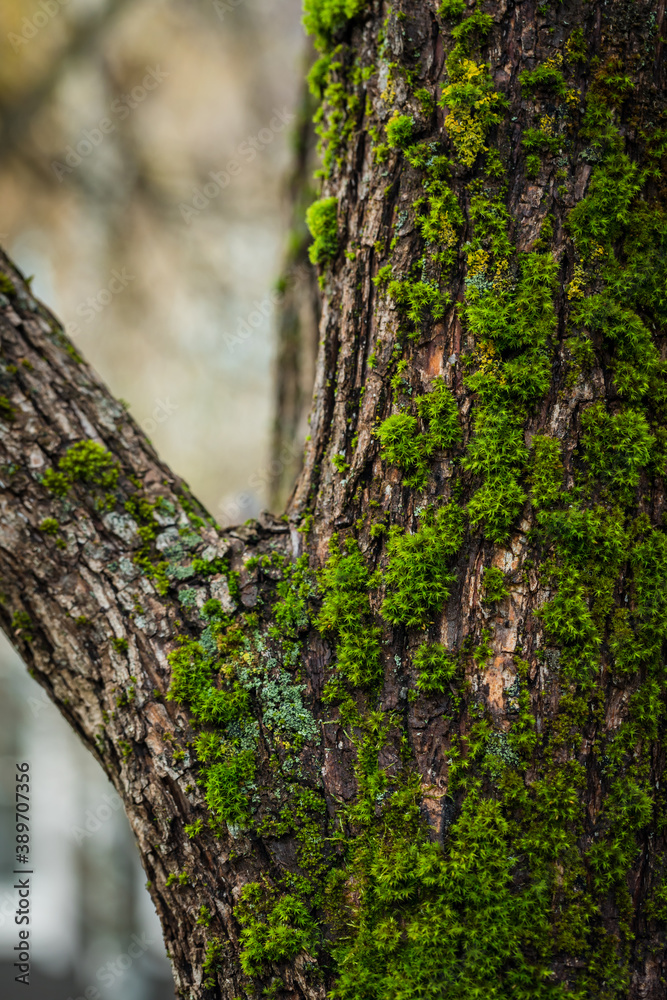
xmin=2 ymin=1 xmax=667 ymax=998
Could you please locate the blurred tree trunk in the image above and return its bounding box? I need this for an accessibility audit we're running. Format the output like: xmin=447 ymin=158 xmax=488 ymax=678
xmin=2 ymin=2 xmax=667 ymax=999
xmin=269 ymin=54 xmax=321 ymax=511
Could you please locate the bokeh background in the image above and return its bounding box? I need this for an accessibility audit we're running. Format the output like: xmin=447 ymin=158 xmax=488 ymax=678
xmin=0 ymin=0 xmax=311 ymax=995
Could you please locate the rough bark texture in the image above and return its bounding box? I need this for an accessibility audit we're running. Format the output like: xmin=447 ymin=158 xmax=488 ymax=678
xmin=2 ymin=1 xmax=667 ymax=998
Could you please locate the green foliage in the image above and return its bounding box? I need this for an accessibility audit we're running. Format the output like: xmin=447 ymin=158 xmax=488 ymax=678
xmin=376 ymin=413 xmax=427 ymax=489
xmin=306 ymin=196 xmax=339 ymax=265
xmin=269 ymin=555 xmax=316 ymax=641
xmin=39 ymin=517 xmax=60 ymax=536
xmin=111 ymin=637 xmax=128 ymax=653
xmin=377 ymin=379 xmax=461 ymax=489
xmin=59 ymin=440 xmax=119 ymax=490
xmin=386 ymin=114 xmax=414 ymax=149
xmin=519 ymin=62 xmax=567 ymax=99
xmin=415 ymin=377 xmax=461 ymax=450
xmin=565 ymin=26 xmax=586 ymax=63
xmin=481 ymin=566 xmax=508 ymax=603
xmin=387 ymin=278 xmax=445 ymax=333
xmin=204 ymin=750 xmax=257 ymax=829
xmin=316 ymin=537 xmax=382 ymax=687
xmin=11 ymin=610 xmax=33 ymax=641
xmin=43 ymin=440 xmax=119 ymax=506
xmin=441 ymin=58 xmax=507 ymax=168
xmin=332 ymin=452 xmax=350 ymax=474
xmin=237 ymin=883 xmax=319 ymax=975
xmin=462 ymin=409 xmax=527 ymax=543
xmin=0 ymin=274 xmax=16 ymax=296
xmin=303 ymin=0 xmax=367 ymax=49
xmin=382 ymin=503 xmax=465 ymax=628
xmin=0 ymin=395 xmax=15 ymax=421
xmin=567 ymin=151 xmax=644 ymax=260
xmin=465 ymin=252 xmax=558 ymax=352
xmin=202 ymin=937 xmax=225 ymax=989
xmin=438 ymin=0 xmax=465 ymax=16
xmin=414 ymin=642 xmax=457 ymax=694
xmin=581 ymin=402 xmax=654 ymax=494
xmin=529 ymin=435 xmax=563 ymax=508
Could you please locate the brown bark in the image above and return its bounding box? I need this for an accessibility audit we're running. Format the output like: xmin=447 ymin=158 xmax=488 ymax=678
xmin=2 ymin=0 xmax=667 ymax=997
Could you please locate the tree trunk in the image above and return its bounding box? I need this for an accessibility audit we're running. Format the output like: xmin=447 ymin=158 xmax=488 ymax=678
xmin=268 ymin=50 xmax=321 ymax=512
xmin=2 ymin=1 xmax=667 ymax=998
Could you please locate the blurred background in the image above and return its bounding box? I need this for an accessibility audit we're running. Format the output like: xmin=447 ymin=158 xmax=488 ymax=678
xmin=0 ymin=0 xmax=319 ymax=995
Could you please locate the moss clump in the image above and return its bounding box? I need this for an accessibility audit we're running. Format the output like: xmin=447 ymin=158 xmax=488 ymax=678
xmin=124 ymin=495 xmax=170 ymax=595
xmin=202 ymin=936 xmax=225 ymax=989
xmin=316 ymin=537 xmax=382 ymax=687
xmin=519 ymin=59 xmax=567 ymax=99
xmin=332 ymin=452 xmax=350 ymax=474
xmin=39 ymin=518 xmax=59 ymax=536
xmin=111 ymin=637 xmax=129 ymax=653
xmin=237 ymin=883 xmax=319 ymax=975
xmin=11 ymin=610 xmax=33 ymax=642
xmin=306 ymin=196 xmax=339 ymax=265
xmin=414 ymin=642 xmax=457 ymax=694
xmin=481 ymin=566 xmax=509 ymax=603
xmin=0 ymin=395 xmax=15 ymax=421
xmin=382 ymin=503 xmax=465 ymax=629
xmin=440 ymin=46 xmax=505 ymax=167
xmin=386 ymin=113 xmax=414 ymax=149
xmin=376 ymin=413 xmax=426 ymax=488
xmin=43 ymin=441 xmax=119 ymax=506
xmin=0 ymin=274 xmax=16 ymax=296
xmin=581 ymin=402 xmax=654 ymax=495
xmin=59 ymin=440 xmax=119 ymax=489
xmin=462 ymin=409 xmax=528 ymax=543
xmin=529 ymin=435 xmax=563 ymax=508
xmin=377 ymin=378 xmax=461 ymax=489
xmin=438 ymin=0 xmax=466 ymax=17
xmin=303 ymin=0 xmax=366 ymax=48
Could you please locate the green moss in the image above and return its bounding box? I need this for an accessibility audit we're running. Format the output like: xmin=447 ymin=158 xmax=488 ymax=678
xmin=0 ymin=274 xmax=16 ymax=296
xmin=440 ymin=40 xmax=506 ymax=168
xmin=0 ymin=395 xmax=15 ymax=422
xmin=481 ymin=566 xmax=509 ymax=602
xmin=386 ymin=113 xmax=414 ymax=149
xmin=269 ymin=554 xmax=317 ymax=643
xmin=196 ymin=903 xmax=211 ymax=926
xmin=376 ymin=413 xmax=427 ymax=488
xmin=39 ymin=518 xmax=60 ymax=536
xmin=43 ymin=441 xmax=119 ymax=508
xmin=529 ymin=435 xmax=563 ymax=508
xmin=377 ymin=378 xmax=461 ymax=489
xmin=332 ymin=452 xmax=350 ymax=474
xmin=414 ymin=642 xmax=457 ymax=694
xmin=306 ymin=196 xmax=339 ymax=265
xmin=416 ymin=377 xmax=461 ymax=449
xmin=237 ymin=883 xmax=319 ymax=975
xmin=462 ymin=409 xmax=527 ymax=543
xmin=303 ymin=0 xmax=367 ymax=49
xmin=202 ymin=936 xmax=225 ymax=989
xmin=581 ymin=402 xmax=654 ymax=495
xmin=11 ymin=610 xmax=33 ymax=642
xmin=382 ymin=502 xmax=465 ymax=629
xmin=519 ymin=61 xmax=567 ymax=99
xmin=438 ymin=0 xmax=465 ymax=17
xmin=316 ymin=537 xmax=382 ymax=687
xmin=59 ymin=440 xmax=119 ymax=490
xmin=111 ymin=637 xmax=129 ymax=654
